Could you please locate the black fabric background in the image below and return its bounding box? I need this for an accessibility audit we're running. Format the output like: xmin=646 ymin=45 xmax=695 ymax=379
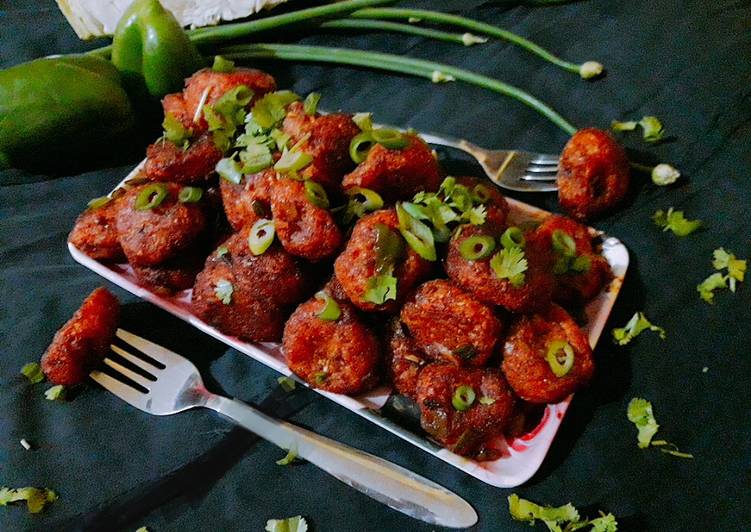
xmin=1 ymin=1 xmax=750 ymax=530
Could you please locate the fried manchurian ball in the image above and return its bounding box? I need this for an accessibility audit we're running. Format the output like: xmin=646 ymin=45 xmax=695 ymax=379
xmin=220 ymin=168 xmax=276 ymax=231
xmin=144 ymin=134 xmax=223 ymax=184
xmin=400 ymin=280 xmax=502 ymax=367
xmin=445 ymin=224 xmax=553 ymax=313
xmin=270 ymin=178 xmax=343 ymax=262
xmin=385 ymin=318 xmax=432 ymax=399
xmin=282 ymin=102 xmax=360 ymax=193
xmin=116 ymin=182 xmax=208 ymax=267
xmin=131 ymin=252 xmax=205 ymax=294
xmin=181 ymin=67 xmax=277 ymax=132
xmin=416 ymin=363 xmax=516 ymax=458
xmin=502 ymin=303 xmax=594 ymax=403
xmin=283 ymin=293 xmax=381 ymax=394
xmin=454 ymin=176 xmax=509 ymax=229
xmin=41 ymin=287 xmax=120 ymax=386
xmin=68 ymin=195 xmax=125 ymax=262
xmin=192 ymin=228 xmax=309 ymax=342
xmin=557 ymin=128 xmax=630 ymax=221
xmin=534 ymin=215 xmax=612 ymax=305
xmin=334 ymin=209 xmax=433 ymax=313
xmin=342 ymin=134 xmax=442 ymax=202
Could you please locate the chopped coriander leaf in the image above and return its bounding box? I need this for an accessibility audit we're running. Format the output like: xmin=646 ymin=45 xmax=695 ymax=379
xmin=251 ymin=90 xmax=300 ymax=129
xmin=214 ymin=279 xmax=234 ymax=305
xmin=490 ymin=247 xmax=527 ymax=287
xmin=212 ymin=55 xmax=235 ymax=72
xmin=277 ymin=376 xmax=296 ymax=392
xmin=626 ymin=398 xmax=659 ymax=448
xmin=265 ymin=516 xmax=308 ymax=532
xmin=611 ymin=120 xmax=637 ymax=132
xmin=162 ymin=112 xmax=192 ymax=148
xmin=713 ymin=247 xmax=747 ymax=291
xmin=363 ymin=273 xmax=398 ymax=305
xmin=652 ymin=208 xmax=701 ymax=236
xmin=639 ymin=116 xmax=664 ymax=142
xmin=44 ymin=385 xmax=66 ymax=401
xmin=651 ymin=163 xmax=681 ymax=186
xmin=508 ymin=494 xmax=580 ymax=527
xmin=697 ymin=272 xmax=727 ymax=303
xmin=276 ymin=448 xmax=298 ymax=466
xmin=21 ymin=362 xmax=44 ymax=384
xmin=611 ymin=312 xmax=666 ymax=345
xmin=0 ymin=486 xmax=58 ymax=514
xmin=303 ymin=92 xmax=321 ymax=115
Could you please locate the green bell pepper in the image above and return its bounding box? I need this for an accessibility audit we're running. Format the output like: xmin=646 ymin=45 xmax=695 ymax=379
xmin=0 ymin=54 xmax=135 ymax=170
xmin=112 ymin=0 xmax=204 ymax=100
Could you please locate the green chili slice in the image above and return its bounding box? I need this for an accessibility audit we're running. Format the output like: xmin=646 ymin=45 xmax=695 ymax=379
xmin=134 ymin=183 xmax=168 ymax=211
xmin=304 ymin=180 xmax=330 ymax=209
xmin=452 ymin=385 xmax=476 ymax=411
xmin=500 ymin=226 xmax=525 ymax=250
xmin=349 ymin=131 xmax=374 ymax=163
xmin=248 ymin=218 xmax=275 ymax=255
xmin=315 ymin=290 xmax=341 ymax=321
xmin=87 ymin=195 xmax=112 ymax=210
xmin=346 ymin=187 xmax=384 ymax=213
xmin=178 ymin=186 xmax=203 ymax=203
xmin=303 ymin=92 xmax=321 ymax=115
xmin=546 ymin=340 xmax=575 ymax=377
xmin=371 ymin=127 xmax=409 ymax=149
xmin=459 ymin=235 xmax=496 ymax=260
xmin=551 ymin=229 xmax=576 ymax=257
xmin=396 ymin=203 xmax=437 ymax=261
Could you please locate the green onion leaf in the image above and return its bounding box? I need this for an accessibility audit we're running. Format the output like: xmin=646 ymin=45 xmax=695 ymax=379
xmin=216 ymin=156 xmax=244 ymax=184
xmin=275 ymin=447 xmax=298 ymax=466
xmin=274 ymin=149 xmax=313 ymax=174
xmin=87 ymin=195 xmax=112 ymax=210
xmin=451 ymin=385 xmax=476 ymax=411
xmin=352 ymin=112 xmax=373 ymax=132
xmin=178 ymin=186 xmax=203 ymax=203
xmin=396 ymin=203 xmax=437 ymax=261
xmin=611 ymin=312 xmax=666 ymax=345
xmin=0 ymin=487 xmax=58 ymax=514
xmin=303 ymin=92 xmax=321 ymax=115
xmin=550 ymin=229 xmax=575 ymax=257
xmin=489 ymin=247 xmax=527 ymax=287
xmin=459 ymin=235 xmax=496 ymax=260
xmin=371 ymin=128 xmax=409 ymax=150
xmin=214 ymin=279 xmax=233 ymax=305
xmin=265 ymin=516 xmax=308 ymax=532
xmin=21 ymin=362 xmax=44 ymax=384
xmin=212 ymin=55 xmax=235 ymax=73
xmin=134 ymin=183 xmax=168 ymax=211
xmin=501 ymin=226 xmax=526 ymax=250
xmin=349 ymin=131 xmax=374 ymax=164
xmin=277 ymin=376 xmax=296 ymax=392
xmin=248 ymin=219 xmax=275 ymax=255
xmin=315 ymin=291 xmax=341 ymax=321
xmin=44 ymin=385 xmax=66 ymax=401
xmin=431 ymin=70 xmax=456 ymax=83
xmin=651 ymin=163 xmax=681 ymax=186
xmin=304 ymin=180 xmax=330 ymax=209
xmin=639 ymin=115 xmax=665 ymax=142
xmin=545 ymin=340 xmax=575 ymax=377
xmin=653 ymin=208 xmax=701 ymax=237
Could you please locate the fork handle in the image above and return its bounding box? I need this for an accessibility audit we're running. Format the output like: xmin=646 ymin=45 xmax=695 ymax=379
xmin=207 ymin=395 xmax=477 ymax=528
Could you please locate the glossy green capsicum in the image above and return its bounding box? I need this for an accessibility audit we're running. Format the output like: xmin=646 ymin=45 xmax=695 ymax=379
xmin=112 ymin=0 xmax=204 ymax=100
xmin=0 ymin=54 xmax=135 ymax=170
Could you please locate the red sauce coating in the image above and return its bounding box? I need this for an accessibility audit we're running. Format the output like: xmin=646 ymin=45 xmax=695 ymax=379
xmin=502 ymin=304 xmax=594 ymax=403
xmin=454 ymin=176 xmax=510 ymax=229
xmin=385 ymin=318 xmax=432 ymax=399
xmin=220 ymin=168 xmax=277 ymax=231
xmin=41 ymin=287 xmax=120 ymax=386
xmin=144 ymin=134 xmax=223 ymax=184
xmin=68 ymin=196 xmax=125 ymax=262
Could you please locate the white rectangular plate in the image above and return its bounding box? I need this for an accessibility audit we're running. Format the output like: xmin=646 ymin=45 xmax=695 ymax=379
xmin=69 ymin=163 xmax=628 ymax=488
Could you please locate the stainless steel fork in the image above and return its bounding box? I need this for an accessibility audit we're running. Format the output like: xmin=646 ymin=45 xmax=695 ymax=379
xmin=91 ymin=329 xmax=477 ymax=529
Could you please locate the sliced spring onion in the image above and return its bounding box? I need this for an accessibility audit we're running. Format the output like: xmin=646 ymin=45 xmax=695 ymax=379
xmin=216 ymin=157 xmax=244 ymax=184
xmin=459 ymin=235 xmax=496 ymax=260
xmin=134 ymin=184 xmax=168 ymax=211
xmin=315 ymin=291 xmax=341 ymax=321
xmin=304 ymin=180 xmax=330 ymax=209
xmin=214 ymin=279 xmax=234 ymax=305
xmin=551 ymin=229 xmax=576 ymax=257
xmin=371 ymin=127 xmax=409 ymax=149
xmin=87 ymin=195 xmax=112 ymax=210
xmin=471 ymin=184 xmax=492 ymax=204
xmin=546 ymin=340 xmax=575 ymax=377
xmin=349 ymin=131 xmax=374 ymax=163
xmin=500 ymin=226 xmax=525 ymax=250
xmin=451 ymin=385 xmax=476 ymax=411
xmin=346 ymin=187 xmax=384 ymax=217
xmin=21 ymin=362 xmax=44 ymax=384
xmin=274 ymin=149 xmax=313 ymax=174
xmin=352 ymin=112 xmax=373 ymax=131
xmin=178 ymin=186 xmax=203 ymax=203
xmin=303 ymin=92 xmax=321 ymax=115
xmin=396 ymin=203 xmax=437 ymax=261
xmin=248 ymin=219 xmax=276 ymax=255
xmin=270 ymin=128 xmax=291 ymax=151
xmin=239 ymin=143 xmax=274 ymax=174
xmin=212 ymin=55 xmax=235 ymax=72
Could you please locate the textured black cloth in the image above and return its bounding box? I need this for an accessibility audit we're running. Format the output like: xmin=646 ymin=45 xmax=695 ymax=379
xmin=1 ymin=1 xmax=750 ymax=530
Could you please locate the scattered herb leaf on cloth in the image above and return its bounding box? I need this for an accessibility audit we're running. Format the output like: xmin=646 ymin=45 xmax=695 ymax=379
xmin=0 ymin=487 xmax=57 ymax=513
xmin=508 ymin=493 xmax=618 ymax=531
xmin=627 ymin=398 xmax=693 ymax=458
xmin=265 ymin=515 xmax=308 ymax=532
xmin=652 ymin=208 xmax=701 ymax=236
xmin=612 ymin=312 xmax=666 ymax=345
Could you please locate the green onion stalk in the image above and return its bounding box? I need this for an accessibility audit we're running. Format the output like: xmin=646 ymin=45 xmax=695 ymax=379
xmin=351 ymin=8 xmax=604 ymax=79
xmin=217 ymin=43 xmax=577 ymax=135
xmin=318 ymin=19 xmax=488 ymax=47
